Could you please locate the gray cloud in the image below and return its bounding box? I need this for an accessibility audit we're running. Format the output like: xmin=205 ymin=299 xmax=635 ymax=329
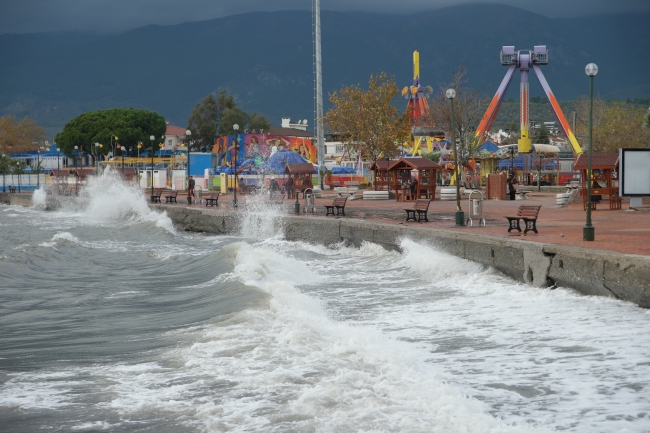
xmin=1 ymin=0 xmax=648 ymax=34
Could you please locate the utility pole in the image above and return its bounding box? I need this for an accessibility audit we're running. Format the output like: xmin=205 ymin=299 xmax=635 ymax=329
xmin=313 ymin=0 xmax=325 ymax=168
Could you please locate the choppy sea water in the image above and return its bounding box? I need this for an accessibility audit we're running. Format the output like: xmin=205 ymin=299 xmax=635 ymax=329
xmin=1 ymin=174 xmax=649 ymax=433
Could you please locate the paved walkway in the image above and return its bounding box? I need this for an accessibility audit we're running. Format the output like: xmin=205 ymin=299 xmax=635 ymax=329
xmin=184 ymin=190 xmax=650 ymax=256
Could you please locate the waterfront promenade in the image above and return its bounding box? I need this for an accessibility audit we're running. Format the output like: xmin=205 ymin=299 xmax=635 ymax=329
xmin=179 ymin=190 xmax=650 ymax=257
xmin=2 ymin=189 xmax=648 ymax=256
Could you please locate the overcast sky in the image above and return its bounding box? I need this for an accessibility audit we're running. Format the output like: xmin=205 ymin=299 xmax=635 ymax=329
xmin=1 ymin=0 xmax=648 ymax=34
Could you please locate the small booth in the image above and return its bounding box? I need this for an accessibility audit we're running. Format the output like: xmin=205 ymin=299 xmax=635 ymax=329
xmin=387 ymin=157 xmax=441 ymax=202
xmin=574 ymin=153 xmax=621 ymax=210
xmin=284 ymin=163 xmax=316 ymax=197
xmin=369 ymin=159 xmax=392 ymax=191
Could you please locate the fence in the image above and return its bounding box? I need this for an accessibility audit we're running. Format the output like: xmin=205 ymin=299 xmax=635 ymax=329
xmin=0 ymin=174 xmax=46 ymax=191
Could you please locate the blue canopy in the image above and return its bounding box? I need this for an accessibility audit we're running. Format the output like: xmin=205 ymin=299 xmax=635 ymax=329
xmin=331 ymin=167 xmax=356 ymax=174
xmin=154 ymin=150 xmax=175 ymax=157
xmin=258 ymin=150 xmax=309 ymax=174
xmin=478 ymin=141 xmax=499 ymax=153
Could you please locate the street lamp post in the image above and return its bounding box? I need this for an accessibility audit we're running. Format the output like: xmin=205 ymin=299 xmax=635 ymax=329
xmin=150 ymin=135 xmax=155 ymax=200
xmin=446 ymin=88 xmax=464 ymax=226
xmin=186 ymin=129 xmax=192 ymax=204
xmin=121 ymin=145 xmax=126 ymax=176
xmin=16 ymin=161 xmax=21 ymax=193
xmin=37 ymin=150 xmax=40 ymax=188
xmin=583 ymin=63 xmax=598 ymax=242
xmin=94 ymin=143 xmax=100 ymax=173
xmin=74 ymin=146 xmax=78 ymax=170
xmin=57 ymin=147 xmax=60 ymax=172
xmin=232 ymin=124 xmax=239 ymax=207
xmin=1 ymin=154 xmax=5 ymax=193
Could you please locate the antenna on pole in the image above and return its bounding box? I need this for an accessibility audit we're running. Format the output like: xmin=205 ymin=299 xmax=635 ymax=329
xmin=313 ymin=0 xmax=325 ymax=166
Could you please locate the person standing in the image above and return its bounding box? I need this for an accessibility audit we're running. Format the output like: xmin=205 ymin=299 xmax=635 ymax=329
xmin=285 ymin=176 xmax=294 ymax=199
xmin=189 ymin=176 xmax=195 ymax=198
xmin=269 ymin=177 xmax=279 ymax=198
xmin=507 ymin=173 xmax=517 ymax=201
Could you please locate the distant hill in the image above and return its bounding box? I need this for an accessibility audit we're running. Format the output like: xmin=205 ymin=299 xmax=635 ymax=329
xmin=1 ymin=4 xmax=649 ymax=139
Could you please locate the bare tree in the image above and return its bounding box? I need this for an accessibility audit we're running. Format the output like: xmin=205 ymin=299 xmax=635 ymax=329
xmin=429 ymin=63 xmax=490 ymax=176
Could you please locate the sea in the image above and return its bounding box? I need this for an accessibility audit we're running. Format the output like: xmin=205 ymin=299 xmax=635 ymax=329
xmin=1 ymin=173 xmax=649 ymax=433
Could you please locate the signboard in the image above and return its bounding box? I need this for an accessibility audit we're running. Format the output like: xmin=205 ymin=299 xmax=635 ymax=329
xmin=620 ymin=148 xmax=650 ymax=196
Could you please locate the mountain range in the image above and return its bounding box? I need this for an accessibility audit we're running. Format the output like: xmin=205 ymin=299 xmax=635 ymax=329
xmin=1 ymin=4 xmax=649 ymax=139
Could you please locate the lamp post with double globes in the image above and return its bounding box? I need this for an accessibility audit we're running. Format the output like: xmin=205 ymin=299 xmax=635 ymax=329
xmin=583 ymin=63 xmax=598 ymax=242
xmin=186 ymin=129 xmax=192 ymax=204
xmin=232 ymin=124 xmax=239 ymax=207
xmin=446 ymin=88 xmax=464 ymax=226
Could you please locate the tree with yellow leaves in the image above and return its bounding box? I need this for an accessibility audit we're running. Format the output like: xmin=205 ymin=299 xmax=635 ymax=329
xmin=324 ymin=72 xmax=411 ymax=162
xmin=574 ymin=98 xmax=650 ymax=152
xmin=0 ymin=115 xmax=45 ymax=154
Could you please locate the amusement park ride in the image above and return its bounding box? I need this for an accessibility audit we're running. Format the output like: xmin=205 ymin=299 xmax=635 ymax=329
xmin=475 ymin=45 xmax=583 ymax=155
xmin=402 ymin=51 xmax=444 ymax=156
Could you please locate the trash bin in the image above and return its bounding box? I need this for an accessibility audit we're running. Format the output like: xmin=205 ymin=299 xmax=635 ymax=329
xmin=467 ymin=190 xmax=486 ymax=227
xmin=303 ymin=189 xmax=316 ymax=213
xmin=194 ymin=186 xmax=202 ymax=204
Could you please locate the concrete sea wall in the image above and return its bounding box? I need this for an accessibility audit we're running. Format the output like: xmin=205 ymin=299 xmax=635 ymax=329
xmin=0 ymin=192 xmax=34 ymax=207
xmin=158 ymin=205 xmax=650 ymax=309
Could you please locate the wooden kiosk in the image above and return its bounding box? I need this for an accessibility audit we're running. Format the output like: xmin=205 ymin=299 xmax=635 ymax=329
xmin=574 ymin=153 xmax=621 ymax=210
xmin=369 ymin=159 xmax=392 ymax=191
xmin=387 ymin=157 xmax=441 ymax=202
xmin=284 ymin=163 xmax=315 ymax=197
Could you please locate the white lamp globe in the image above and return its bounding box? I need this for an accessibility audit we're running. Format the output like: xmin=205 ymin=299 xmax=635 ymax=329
xmin=446 ymin=88 xmax=456 ymax=99
xmin=585 ymin=63 xmax=598 ymax=77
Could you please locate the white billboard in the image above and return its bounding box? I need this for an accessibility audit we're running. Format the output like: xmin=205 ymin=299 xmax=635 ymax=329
xmin=620 ymin=148 xmax=650 ymax=196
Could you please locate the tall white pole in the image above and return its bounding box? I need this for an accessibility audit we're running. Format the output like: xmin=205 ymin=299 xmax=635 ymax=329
xmin=314 ymin=0 xmax=325 ymax=166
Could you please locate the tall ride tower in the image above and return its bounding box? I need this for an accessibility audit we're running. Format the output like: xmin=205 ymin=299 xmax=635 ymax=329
xmin=475 ymin=45 xmax=582 ymax=154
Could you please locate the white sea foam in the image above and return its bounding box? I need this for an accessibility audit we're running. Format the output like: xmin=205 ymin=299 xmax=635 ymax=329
xmin=51 ymin=171 xmax=175 ymax=233
xmin=70 ymin=421 xmax=114 ymax=430
xmin=238 ymin=193 xmax=285 ymax=240
xmin=299 ymin=238 xmax=650 ymax=432
xmin=93 ymin=242 xmax=541 ymax=432
xmin=31 ymin=187 xmax=47 ymax=208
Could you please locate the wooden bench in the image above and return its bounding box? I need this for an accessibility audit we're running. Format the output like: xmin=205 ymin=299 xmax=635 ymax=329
xmin=8 ymin=186 xmax=16 ymax=193
xmin=150 ymin=189 xmax=162 ymax=203
xmin=204 ymin=192 xmax=220 ymax=206
xmin=505 ymin=205 xmax=541 ymax=234
xmin=405 ymin=199 xmax=431 ymax=222
xmin=325 ymin=196 xmax=348 ymax=216
xmin=164 ymin=190 xmax=178 ymax=203
xmin=345 ymin=181 xmax=360 ymax=188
